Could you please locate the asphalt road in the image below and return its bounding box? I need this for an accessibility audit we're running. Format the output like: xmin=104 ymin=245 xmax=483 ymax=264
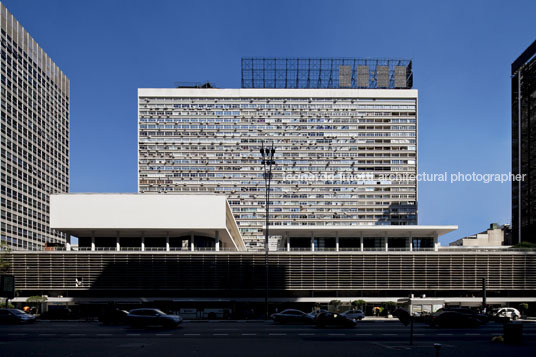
xmin=0 ymin=321 xmax=535 ymax=356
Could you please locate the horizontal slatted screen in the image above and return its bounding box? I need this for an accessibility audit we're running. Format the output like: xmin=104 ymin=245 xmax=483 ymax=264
xmin=6 ymin=252 xmax=536 ymax=292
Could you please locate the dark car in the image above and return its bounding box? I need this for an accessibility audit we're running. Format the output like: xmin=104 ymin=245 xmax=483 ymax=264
xmin=271 ymin=309 xmax=314 ymax=324
xmin=99 ymin=308 xmax=129 ymax=325
xmin=428 ymin=311 xmax=481 ymax=328
xmin=0 ymin=309 xmax=36 ymax=324
xmin=127 ymin=308 xmax=182 ymax=328
xmin=434 ymin=307 xmax=489 ymax=325
xmin=314 ymin=311 xmax=357 ymax=328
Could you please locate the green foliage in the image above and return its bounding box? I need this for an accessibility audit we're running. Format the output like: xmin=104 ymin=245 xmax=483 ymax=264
xmin=0 ymin=241 xmax=11 ymax=273
xmin=352 ymin=299 xmax=366 ymax=308
xmin=518 ymin=303 xmax=529 ymax=311
xmin=26 ymin=296 xmax=48 ymax=304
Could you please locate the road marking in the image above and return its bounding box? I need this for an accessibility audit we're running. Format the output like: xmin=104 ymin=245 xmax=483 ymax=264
xmin=437 ymin=333 xmax=453 ymax=336
xmin=328 ymin=333 xmax=346 ymax=336
xmin=8 ymin=333 xmax=26 ymax=336
xmin=156 ymin=333 xmax=172 ymax=336
xmin=126 ymin=334 xmax=141 ymax=337
xmin=241 ymin=333 xmax=257 ymax=336
xmin=68 ymin=334 xmax=86 ymax=337
xmin=382 ymin=334 xmax=398 ymax=336
xmin=97 ymin=334 xmax=113 ymax=336
xmin=355 ymin=333 xmax=372 ymax=336
xmin=214 ymin=328 xmax=239 ymax=331
xmin=269 ymin=333 xmax=287 ymax=336
xmin=38 ymin=334 xmax=56 ymax=337
xmin=298 ymin=333 xmax=315 ymax=336
xmin=184 ymin=333 xmax=200 ymax=336
xmin=213 ymin=333 xmax=229 ymax=336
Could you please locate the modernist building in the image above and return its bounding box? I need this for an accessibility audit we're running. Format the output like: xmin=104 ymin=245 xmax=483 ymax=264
xmin=512 ymin=40 xmax=536 ymax=244
xmin=449 ymin=223 xmax=511 ymax=247
xmin=49 ymin=193 xmax=246 ymax=252
xmin=0 ymin=190 xmax=531 ymax=313
xmin=0 ymin=3 xmax=70 ymax=250
xmin=2 ymin=192 xmax=534 ymax=311
xmin=138 ymin=58 xmax=417 ymax=250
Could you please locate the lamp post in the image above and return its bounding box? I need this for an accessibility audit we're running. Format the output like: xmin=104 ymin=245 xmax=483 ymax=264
xmin=260 ymin=141 xmax=275 ymax=319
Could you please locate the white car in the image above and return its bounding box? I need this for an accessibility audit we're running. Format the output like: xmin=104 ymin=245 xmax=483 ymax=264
xmin=340 ymin=309 xmax=365 ymax=320
xmin=496 ymin=307 xmax=521 ymax=320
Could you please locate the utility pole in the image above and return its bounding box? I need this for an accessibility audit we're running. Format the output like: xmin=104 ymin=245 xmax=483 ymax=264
xmin=260 ymin=141 xmax=275 ymax=319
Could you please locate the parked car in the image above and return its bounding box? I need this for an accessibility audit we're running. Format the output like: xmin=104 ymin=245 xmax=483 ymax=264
xmin=340 ymin=309 xmax=365 ymax=320
xmin=0 ymin=309 xmax=36 ymax=324
xmin=127 ymin=308 xmax=182 ymax=328
xmin=271 ymin=309 xmax=314 ymax=324
xmin=99 ymin=308 xmax=129 ymax=325
xmin=432 ymin=307 xmax=489 ymax=325
xmin=495 ymin=307 xmax=521 ymax=320
xmin=427 ymin=311 xmax=481 ymax=328
xmin=314 ymin=311 xmax=357 ymax=328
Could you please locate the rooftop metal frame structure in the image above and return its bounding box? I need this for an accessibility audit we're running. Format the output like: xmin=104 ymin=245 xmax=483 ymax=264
xmin=241 ymin=58 xmax=413 ymax=89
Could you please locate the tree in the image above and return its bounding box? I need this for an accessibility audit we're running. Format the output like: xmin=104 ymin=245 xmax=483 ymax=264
xmin=26 ymin=296 xmax=47 ymax=314
xmin=518 ymin=303 xmax=529 ymax=317
xmin=329 ymin=300 xmax=342 ymax=313
xmin=352 ymin=299 xmax=366 ymax=310
xmin=0 ymin=241 xmax=11 ymax=273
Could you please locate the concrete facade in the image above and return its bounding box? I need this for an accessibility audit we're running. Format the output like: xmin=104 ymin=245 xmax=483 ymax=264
xmin=449 ymin=224 xmax=509 ymax=247
xmin=138 ymin=88 xmax=418 ymax=250
xmin=49 ymin=193 xmax=246 ymax=251
xmin=0 ymin=3 xmax=69 ymax=250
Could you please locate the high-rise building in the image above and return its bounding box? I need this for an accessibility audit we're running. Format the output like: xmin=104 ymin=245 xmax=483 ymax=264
xmin=512 ymin=40 xmax=536 ymax=244
xmin=138 ymin=58 xmax=417 ymax=250
xmin=0 ymin=3 xmax=69 ymax=250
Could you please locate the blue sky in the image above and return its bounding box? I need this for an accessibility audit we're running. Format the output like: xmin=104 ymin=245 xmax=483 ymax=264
xmin=4 ymin=0 xmax=535 ymax=244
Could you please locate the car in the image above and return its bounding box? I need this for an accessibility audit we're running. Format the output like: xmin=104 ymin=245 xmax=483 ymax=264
xmin=307 ymin=309 xmax=328 ymax=319
xmin=0 ymin=309 xmax=36 ymax=324
xmin=99 ymin=308 xmax=129 ymax=325
xmin=496 ymin=307 xmax=521 ymax=320
xmin=126 ymin=308 xmax=182 ymax=328
xmin=427 ymin=311 xmax=481 ymax=328
xmin=433 ymin=307 xmax=489 ymax=325
xmin=271 ymin=309 xmax=314 ymax=324
xmin=340 ymin=309 xmax=365 ymax=320
xmin=314 ymin=311 xmax=357 ymax=328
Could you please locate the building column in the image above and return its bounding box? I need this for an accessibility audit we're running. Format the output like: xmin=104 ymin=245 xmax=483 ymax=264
xmin=335 ymin=232 xmax=340 ymax=252
xmin=434 ymin=233 xmax=439 ymax=252
xmin=360 ymin=232 xmax=364 ymax=252
xmin=409 ymin=232 xmax=413 ymax=252
xmin=311 ymin=232 xmax=315 ymax=252
xmin=116 ymin=231 xmax=120 ymax=252
xmin=141 ymin=232 xmax=145 ymax=252
xmin=190 ymin=233 xmax=195 ymax=252
xmin=65 ymin=234 xmax=71 ymax=251
xmin=286 ymin=232 xmax=290 ymax=252
xmin=215 ymin=230 xmax=220 ymax=251
xmin=91 ymin=231 xmax=95 ymax=252
xmin=385 ymin=232 xmax=389 ymax=252
xmin=165 ymin=232 xmax=170 ymax=252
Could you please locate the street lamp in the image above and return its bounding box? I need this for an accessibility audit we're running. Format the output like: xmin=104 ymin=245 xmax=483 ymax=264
xmin=260 ymin=141 xmax=275 ymax=319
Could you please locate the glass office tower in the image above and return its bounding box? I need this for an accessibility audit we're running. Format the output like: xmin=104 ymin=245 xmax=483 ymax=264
xmin=512 ymin=41 xmax=536 ymax=244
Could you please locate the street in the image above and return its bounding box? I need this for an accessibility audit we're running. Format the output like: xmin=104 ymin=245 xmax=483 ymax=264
xmin=0 ymin=321 xmax=535 ymax=356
